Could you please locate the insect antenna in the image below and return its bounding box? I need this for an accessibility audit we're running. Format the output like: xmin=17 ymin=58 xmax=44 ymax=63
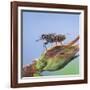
xmin=36 ymin=38 xmax=42 ymax=42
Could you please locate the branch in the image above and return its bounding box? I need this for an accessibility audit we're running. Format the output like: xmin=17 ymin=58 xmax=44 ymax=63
xmin=67 ymin=36 xmax=79 ymax=46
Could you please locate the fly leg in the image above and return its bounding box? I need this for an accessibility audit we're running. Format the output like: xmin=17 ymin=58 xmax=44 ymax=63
xmin=43 ymin=42 xmax=48 ymax=51
xmin=56 ymin=41 xmax=57 ymax=46
xmin=60 ymin=42 xmax=63 ymax=46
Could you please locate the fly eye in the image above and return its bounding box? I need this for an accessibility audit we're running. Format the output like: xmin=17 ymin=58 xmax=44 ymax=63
xmin=42 ymin=35 xmax=45 ymax=38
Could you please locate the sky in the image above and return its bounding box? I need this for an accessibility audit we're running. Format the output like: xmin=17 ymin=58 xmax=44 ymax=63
xmin=22 ymin=10 xmax=80 ymax=66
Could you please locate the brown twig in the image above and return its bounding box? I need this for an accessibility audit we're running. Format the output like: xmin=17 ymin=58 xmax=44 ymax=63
xmin=67 ymin=36 xmax=79 ymax=46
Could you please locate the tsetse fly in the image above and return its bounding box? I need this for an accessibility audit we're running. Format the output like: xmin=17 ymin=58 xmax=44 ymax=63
xmin=36 ymin=33 xmax=66 ymax=50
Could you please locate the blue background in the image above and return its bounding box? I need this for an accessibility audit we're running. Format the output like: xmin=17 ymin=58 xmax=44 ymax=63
xmin=22 ymin=11 xmax=80 ymax=66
